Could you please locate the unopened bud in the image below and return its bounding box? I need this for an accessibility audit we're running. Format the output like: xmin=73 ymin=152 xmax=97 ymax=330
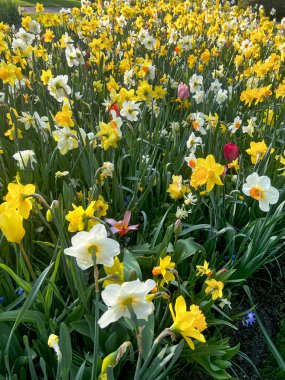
xmin=174 ymin=219 xmax=182 ymax=235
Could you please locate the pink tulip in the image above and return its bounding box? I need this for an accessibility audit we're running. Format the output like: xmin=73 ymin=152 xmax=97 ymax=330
xmin=177 ymin=83 xmax=189 ymax=100
xmin=105 ymin=210 xmax=139 ymax=236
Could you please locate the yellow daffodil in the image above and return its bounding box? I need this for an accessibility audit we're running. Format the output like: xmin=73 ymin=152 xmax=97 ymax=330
xmin=0 ymin=204 xmax=25 ymax=243
xmin=196 ymin=261 xmax=212 ymax=277
xmin=246 ymin=140 xmax=272 ymax=164
xmin=0 ymin=62 xmax=23 ymax=86
xmin=103 ymin=257 xmax=124 ymax=287
xmin=190 ymin=155 xmax=224 ymax=192
xmin=152 ymin=256 xmax=176 ymax=283
xmin=167 ymin=175 xmax=189 ymax=199
xmin=99 ymin=342 xmax=131 ymax=380
xmin=54 ymin=104 xmax=74 ymax=127
xmin=3 ymin=182 xmax=36 ymax=219
xmin=41 ymin=69 xmax=53 ymax=85
xmin=169 ymin=295 xmax=207 ymax=350
xmin=65 ymin=197 xmax=109 ymax=232
xmin=35 ymin=3 xmax=44 ymax=12
xmin=205 ymin=279 xmax=224 ymax=300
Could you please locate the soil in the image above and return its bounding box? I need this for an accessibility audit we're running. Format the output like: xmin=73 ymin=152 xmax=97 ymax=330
xmin=228 ymin=254 xmax=285 ymax=379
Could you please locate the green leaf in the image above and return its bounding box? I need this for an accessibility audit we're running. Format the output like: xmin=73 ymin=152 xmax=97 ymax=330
xmin=123 ymin=249 xmax=142 ymax=280
xmin=44 ymin=249 xmax=62 ymax=314
xmin=70 ymin=319 xmax=91 ymax=339
xmin=140 ymin=314 xmax=154 ymax=360
xmin=105 ymin=332 xmax=117 ymax=353
xmin=5 ymin=263 xmax=54 ymax=363
xmin=0 ymin=263 xmax=30 ymax=293
xmin=150 ymin=206 xmax=173 ymax=248
xmin=174 ymin=238 xmax=206 ymax=263
xmin=59 ymin=323 xmax=72 ymax=380
xmin=143 ymin=341 xmax=184 ymax=380
xmin=39 ymin=357 xmax=48 ymax=380
xmin=75 ymin=361 xmax=86 ymax=380
xmin=23 ymin=336 xmax=37 ymax=380
xmin=0 ymin=310 xmax=47 ymax=324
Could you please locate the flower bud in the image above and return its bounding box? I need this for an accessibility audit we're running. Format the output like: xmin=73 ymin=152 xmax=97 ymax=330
xmin=177 ymin=82 xmax=189 ymax=100
xmin=224 ymin=142 xmax=239 ymax=162
xmin=174 ymin=218 xmax=182 ymax=235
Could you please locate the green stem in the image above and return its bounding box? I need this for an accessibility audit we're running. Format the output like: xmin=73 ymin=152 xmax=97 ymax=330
xmin=134 ymin=351 xmax=142 ymax=380
xmin=19 ymin=242 xmax=36 ymax=281
xmin=128 ymin=306 xmax=143 ymax=380
xmin=91 ymin=255 xmax=100 ymax=380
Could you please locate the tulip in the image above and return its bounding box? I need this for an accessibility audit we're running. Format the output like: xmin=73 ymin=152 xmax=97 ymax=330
xmin=177 ymin=82 xmax=189 ymax=100
xmin=224 ymin=142 xmax=239 ymax=162
xmin=105 ymin=210 xmax=139 ymax=236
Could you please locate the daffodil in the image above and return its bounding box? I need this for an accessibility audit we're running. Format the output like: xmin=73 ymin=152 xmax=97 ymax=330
xmin=41 ymin=69 xmax=53 ymax=85
xmin=47 ymin=75 xmax=71 ymax=102
xmin=99 ymin=342 xmax=131 ymax=380
xmin=242 ymin=172 xmax=279 ymax=212
xmin=98 ymin=279 xmax=156 ymax=328
xmin=190 ymin=155 xmax=224 ymax=192
xmin=64 ymin=224 xmax=120 ymax=269
xmin=152 ymin=256 xmax=176 ymax=283
xmin=167 ymin=175 xmax=189 ymax=199
xmin=0 ymin=204 xmax=25 ymax=243
xmin=3 ymin=182 xmax=36 ymax=219
xmin=246 ymin=140 xmax=271 ymax=164
xmin=48 ymin=334 xmax=61 ymax=361
xmin=103 ymin=257 xmax=124 ymax=287
xmin=196 ymin=261 xmax=212 ymax=277
xmin=13 ymin=150 xmax=37 ymax=170
xmin=54 ymin=104 xmax=74 ymax=127
xmin=169 ymin=295 xmax=207 ymax=349
xmin=205 ymin=279 xmax=224 ymax=300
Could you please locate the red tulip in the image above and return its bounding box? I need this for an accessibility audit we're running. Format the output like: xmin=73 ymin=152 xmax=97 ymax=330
xmin=224 ymin=142 xmax=239 ymax=162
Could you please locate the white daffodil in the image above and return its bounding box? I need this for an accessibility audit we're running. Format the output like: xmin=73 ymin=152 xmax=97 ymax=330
xmin=120 ymin=101 xmax=141 ymax=122
xmin=242 ymin=172 xmax=279 ymax=212
xmin=48 ymin=75 xmax=71 ymax=102
xmin=190 ymin=112 xmax=206 ymax=135
xmin=65 ymin=45 xmax=85 ymax=68
xmin=186 ymin=132 xmax=202 ymax=153
xmin=189 ymin=73 xmax=203 ymax=94
xmin=98 ymin=279 xmax=156 ymax=328
xmin=18 ymin=112 xmax=35 ymax=130
xmin=228 ymin=116 xmax=242 ymax=134
xmin=193 ymin=90 xmax=204 ymax=104
xmin=52 ymin=126 xmax=78 ymax=155
xmin=184 ymin=152 xmax=196 ymax=170
xmin=216 ymin=89 xmax=228 ymax=105
xmin=13 ymin=150 xmax=37 ymax=170
xmin=123 ymin=69 xmax=135 ymax=88
xmin=210 ymin=79 xmax=222 ymax=94
xmin=64 ymin=224 xmax=120 ymax=269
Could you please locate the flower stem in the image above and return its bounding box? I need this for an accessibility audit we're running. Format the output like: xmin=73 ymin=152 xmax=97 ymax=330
xmin=134 ymin=350 xmax=142 ymax=380
xmin=138 ymin=328 xmax=174 ymax=378
xmin=91 ymin=254 xmax=100 ymax=380
xmin=19 ymin=242 xmax=36 ymax=281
